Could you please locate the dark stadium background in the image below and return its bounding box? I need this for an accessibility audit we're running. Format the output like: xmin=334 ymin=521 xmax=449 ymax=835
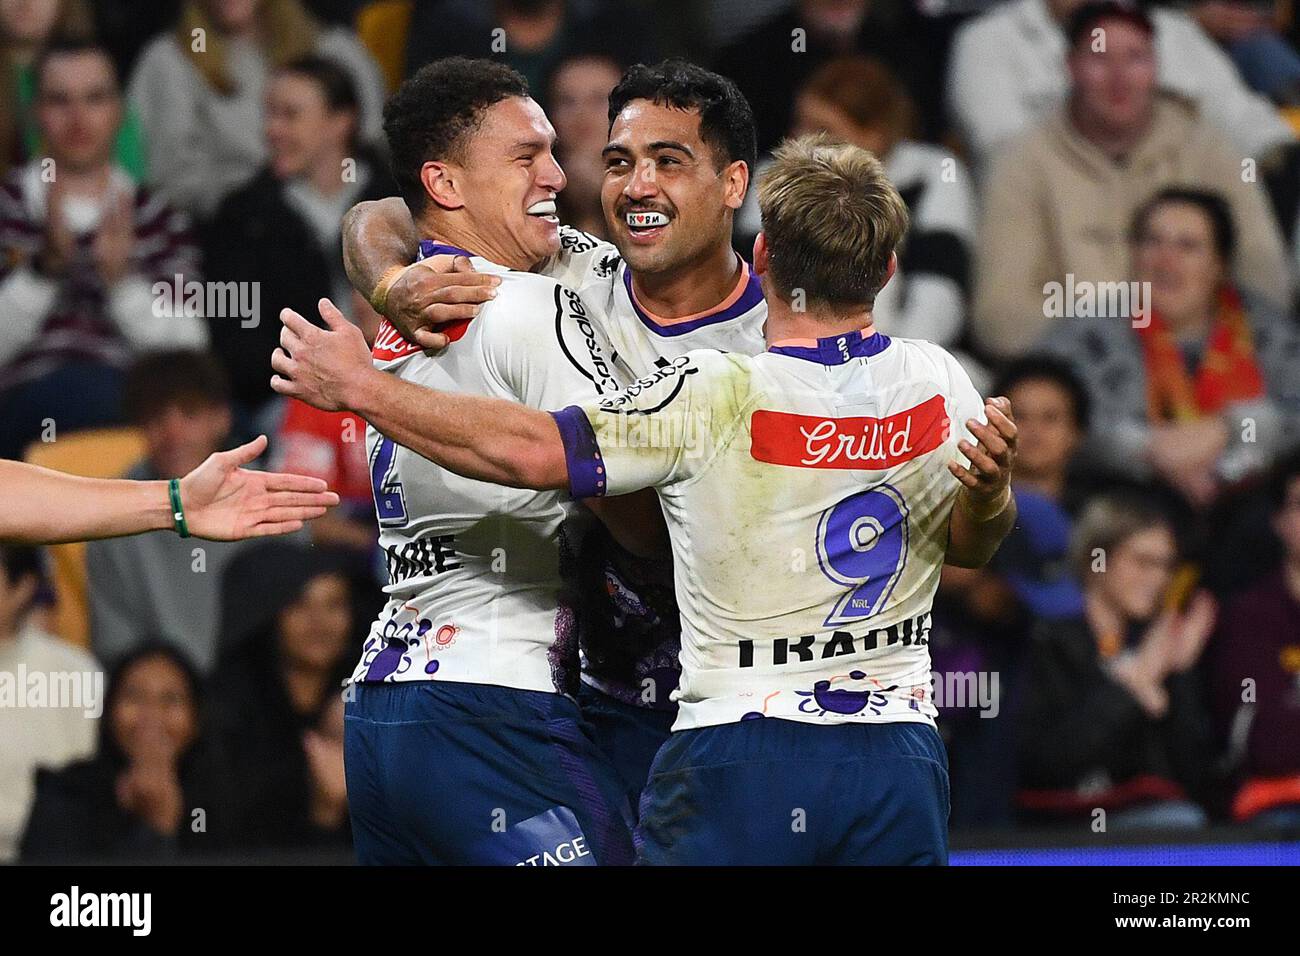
xmin=2 ymin=0 xmax=1299 ymax=865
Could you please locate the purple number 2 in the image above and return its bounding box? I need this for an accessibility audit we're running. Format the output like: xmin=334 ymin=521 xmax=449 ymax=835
xmin=370 ymin=436 xmax=408 ymax=527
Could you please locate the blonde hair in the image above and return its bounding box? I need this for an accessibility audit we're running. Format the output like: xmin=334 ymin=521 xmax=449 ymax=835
xmin=176 ymin=0 xmax=318 ymax=96
xmin=757 ymin=132 xmax=909 ymax=308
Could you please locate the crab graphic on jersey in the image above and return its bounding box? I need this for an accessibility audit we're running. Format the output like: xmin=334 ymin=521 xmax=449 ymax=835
xmin=795 ymin=670 xmax=898 ymax=717
xmin=361 ymin=605 xmax=437 ymax=681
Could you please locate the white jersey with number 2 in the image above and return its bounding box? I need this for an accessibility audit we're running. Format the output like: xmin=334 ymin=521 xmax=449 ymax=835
xmin=352 ymin=241 xmax=619 ymax=692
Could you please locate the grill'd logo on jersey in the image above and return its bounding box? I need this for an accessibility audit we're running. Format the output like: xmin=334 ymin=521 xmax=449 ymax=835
xmin=371 ymin=319 xmax=426 ymax=360
xmin=750 ymin=394 xmax=948 ymax=469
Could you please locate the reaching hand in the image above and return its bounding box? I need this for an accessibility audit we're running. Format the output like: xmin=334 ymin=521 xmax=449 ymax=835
xmin=178 ymin=434 xmax=340 ymax=540
xmin=271 ymin=298 xmax=374 ymax=412
xmin=385 ymin=254 xmax=499 ymax=353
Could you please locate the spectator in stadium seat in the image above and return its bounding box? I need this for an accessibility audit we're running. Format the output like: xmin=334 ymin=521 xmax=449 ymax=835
xmin=1208 ymin=451 xmax=1300 ymax=831
xmin=736 ymin=56 xmax=974 ymax=350
xmin=931 ymin=358 xmax=1090 ymax=828
xmin=972 ymin=3 xmax=1292 ymax=362
xmin=21 ymin=643 xmax=232 ymax=861
xmin=983 ymin=356 xmax=1093 ymax=621
xmin=1042 ymin=188 xmax=1300 ymax=508
xmin=1018 ymin=494 xmax=1217 ymax=829
xmin=0 ymin=0 xmax=150 ymax=182
xmin=85 ymin=351 xmax=259 ymax=676
xmin=404 ymin=0 xmax=653 ymax=109
xmin=947 ymin=0 xmax=1293 ymax=170
xmin=207 ymin=542 xmax=358 ymax=850
xmin=0 ymin=544 xmax=99 ymax=862
xmin=203 ymin=54 xmax=391 ymax=421
xmin=713 ymin=0 xmax=939 ymax=151
xmin=548 ymin=51 xmax=623 ymax=240
xmin=0 ymin=39 xmax=206 ymax=460
xmin=271 ymin=400 xmax=376 ymax=555
xmin=1187 ymin=0 xmax=1300 ymax=104
xmin=128 ymin=0 xmax=385 ymax=220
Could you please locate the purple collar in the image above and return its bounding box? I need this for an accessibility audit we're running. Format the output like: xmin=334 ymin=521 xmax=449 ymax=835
xmin=622 ymin=261 xmax=765 ymax=337
xmin=417 ymin=240 xmax=476 ymax=262
xmin=767 ymin=328 xmax=891 ymax=365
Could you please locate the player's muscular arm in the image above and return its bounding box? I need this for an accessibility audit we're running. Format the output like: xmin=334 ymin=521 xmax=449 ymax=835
xmin=273 ymin=300 xmax=570 ymax=490
xmin=342 ymin=198 xmax=418 ymax=303
xmin=342 ymin=198 xmax=499 ymax=352
xmin=945 ymin=397 xmax=1018 ymax=569
xmin=273 ymin=301 xmax=668 ymax=554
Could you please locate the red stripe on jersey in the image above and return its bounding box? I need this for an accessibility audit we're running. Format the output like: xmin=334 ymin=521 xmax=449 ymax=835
xmin=370 ymin=317 xmax=472 ymax=360
xmin=750 ymin=394 xmax=949 ymax=470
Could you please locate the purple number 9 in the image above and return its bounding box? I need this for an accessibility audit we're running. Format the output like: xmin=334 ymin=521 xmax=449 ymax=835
xmin=815 ymin=485 xmax=909 ymax=626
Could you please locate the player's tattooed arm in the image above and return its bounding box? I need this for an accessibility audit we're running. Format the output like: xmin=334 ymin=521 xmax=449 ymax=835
xmin=945 ymin=396 xmax=1019 ymax=569
xmin=273 ymin=300 xmax=569 ymax=491
xmin=342 ymin=198 xmax=499 ymax=352
xmin=0 ymin=436 xmax=339 ymax=545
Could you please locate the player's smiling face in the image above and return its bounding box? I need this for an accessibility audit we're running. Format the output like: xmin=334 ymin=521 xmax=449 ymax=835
xmin=446 ymin=96 xmax=566 ymax=270
xmin=601 ymin=99 xmax=746 ymax=275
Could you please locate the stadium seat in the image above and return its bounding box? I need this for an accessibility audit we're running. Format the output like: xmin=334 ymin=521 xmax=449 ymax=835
xmin=23 ymin=428 xmax=147 ymax=649
xmin=356 ymin=0 xmax=413 ymax=95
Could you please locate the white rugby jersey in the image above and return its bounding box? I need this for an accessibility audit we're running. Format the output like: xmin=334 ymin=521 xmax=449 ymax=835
xmin=543 ymin=226 xmax=768 ymax=382
xmin=351 ymin=241 xmax=619 ymax=691
xmin=550 ymin=328 xmax=986 ymax=730
xmin=540 ymin=227 xmax=768 ymax=705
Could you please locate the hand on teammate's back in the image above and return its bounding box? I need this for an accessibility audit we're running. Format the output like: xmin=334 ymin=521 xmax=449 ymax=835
xmin=386 ymin=254 xmax=501 ymax=354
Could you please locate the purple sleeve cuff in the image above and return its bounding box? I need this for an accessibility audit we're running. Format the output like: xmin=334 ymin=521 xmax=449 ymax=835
xmin=550 ymin=405 xmax=607 ymax=498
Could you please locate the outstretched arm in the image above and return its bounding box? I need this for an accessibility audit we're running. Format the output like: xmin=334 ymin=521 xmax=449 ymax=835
xmin=0 ymin=436 xmax=340 ymax=545
xmin=272 ymin=300 xmax=569 ymax=491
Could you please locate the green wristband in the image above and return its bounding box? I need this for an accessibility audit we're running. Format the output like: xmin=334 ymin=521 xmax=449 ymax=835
xmin=169 ymin=478 xmax=190 ymax=538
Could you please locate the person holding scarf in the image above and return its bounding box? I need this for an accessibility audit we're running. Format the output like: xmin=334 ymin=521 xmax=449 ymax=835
xmin=1044 ymin=186 xmax=1300 ymax=508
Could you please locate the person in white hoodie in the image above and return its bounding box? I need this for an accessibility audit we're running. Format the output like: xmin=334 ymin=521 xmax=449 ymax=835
xmin=128 ymin=0 xmax=384 ymax=220
xmin=947 ymin=0 xmax=1294 ymax=170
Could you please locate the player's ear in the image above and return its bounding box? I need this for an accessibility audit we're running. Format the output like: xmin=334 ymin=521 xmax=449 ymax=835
xmin=878 ymin=250 xmax=898 ymax=291
xmin=421 ymin=161 xmax=464 ymax=211
xmin=722 ymin=160 xmax=748 ymax=210
xmin=752 ymin=232 xmax=769 ymax=275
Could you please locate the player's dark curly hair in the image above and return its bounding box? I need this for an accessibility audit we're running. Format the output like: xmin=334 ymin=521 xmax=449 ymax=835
xmin=384 ymin=56 xmax=530 ymax=213
xmin=607 ymin=59 xmax=757 ymax=174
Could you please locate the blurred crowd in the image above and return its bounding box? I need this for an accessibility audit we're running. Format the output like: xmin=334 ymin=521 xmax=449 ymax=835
xmin=1 ymin=0 xmax=1299 ymax=860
